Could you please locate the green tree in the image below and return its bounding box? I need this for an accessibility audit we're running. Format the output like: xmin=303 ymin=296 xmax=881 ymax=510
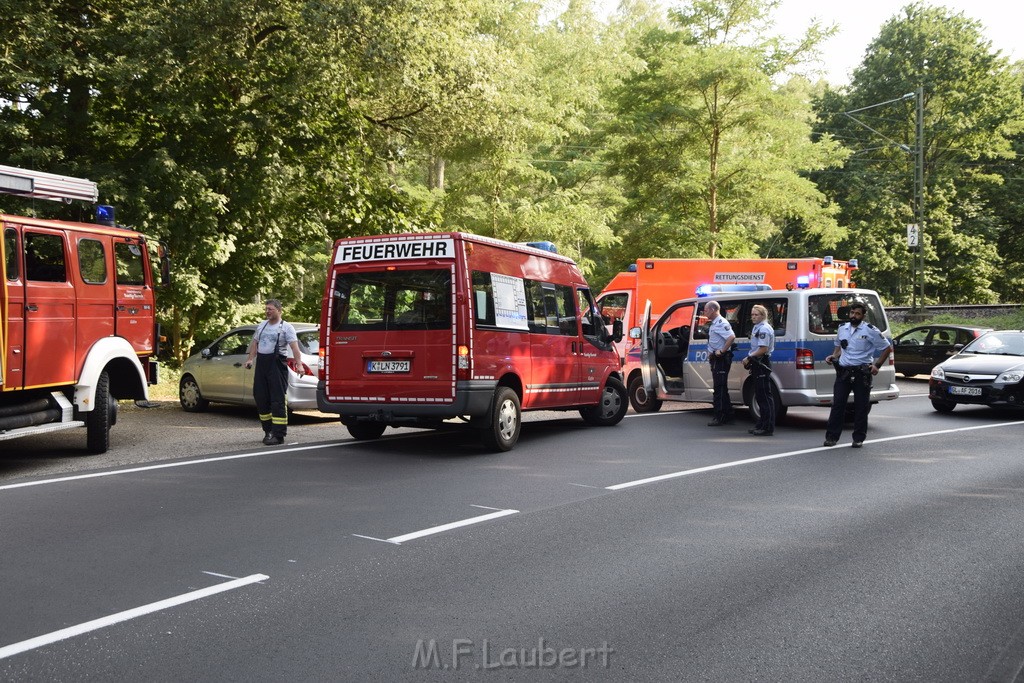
xmin=604 ymin=0 xmax=845 ymax=269
xmin=813 ymin=3 xmax=1024 ymax=304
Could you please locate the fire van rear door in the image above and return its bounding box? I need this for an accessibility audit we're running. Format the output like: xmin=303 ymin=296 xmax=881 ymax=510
xmin=325 ymin=266 xmax=456 ymax=404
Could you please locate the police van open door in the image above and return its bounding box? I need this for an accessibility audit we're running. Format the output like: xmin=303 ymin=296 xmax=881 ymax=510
xmin=640 ymin=299 xmax=699 ymax=401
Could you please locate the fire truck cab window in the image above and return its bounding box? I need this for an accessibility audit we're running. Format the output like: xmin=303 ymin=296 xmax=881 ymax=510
xmin=24 ymin=233 xmax=67 ymax=282
xmin=115 ymin=242 xmax=145 ymax=285
xmin=78 ymin=239 xmax=107 ymax=284
xmin=3 ymin=228 xmax=17 ymax=281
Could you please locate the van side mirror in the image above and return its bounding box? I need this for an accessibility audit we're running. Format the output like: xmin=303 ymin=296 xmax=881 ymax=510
xmin=629 ymin=327 xmax=642 ymax=340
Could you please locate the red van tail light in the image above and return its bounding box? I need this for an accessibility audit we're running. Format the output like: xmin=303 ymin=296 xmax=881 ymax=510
xmin=796 ymin=347 xmax=815 ymax=370
xmin=457 ymin=345 xmax=470 ymax=380
xmin=317 ymin=349 xmax=326 ymax=381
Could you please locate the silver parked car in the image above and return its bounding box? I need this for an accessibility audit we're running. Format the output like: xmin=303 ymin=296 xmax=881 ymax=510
xmin=179 ymin=323 xmax=320 ymax=412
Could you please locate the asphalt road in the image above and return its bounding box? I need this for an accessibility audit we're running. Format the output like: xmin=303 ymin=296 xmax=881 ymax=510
xmin=3 ymin=379 xmax=1024 ymax=680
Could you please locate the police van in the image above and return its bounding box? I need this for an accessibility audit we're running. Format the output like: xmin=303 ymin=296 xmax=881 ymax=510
xmin=628 ymin=288 xmax=899 ymax=420
xmin=316 ymin=232 xmax=628 ymax=451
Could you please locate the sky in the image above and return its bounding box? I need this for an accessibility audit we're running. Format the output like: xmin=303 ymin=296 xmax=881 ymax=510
xmin=591 ymin=0 xmax=1023 ymax=85
xmin=769 ymin=0 xmax=1022 ymax=85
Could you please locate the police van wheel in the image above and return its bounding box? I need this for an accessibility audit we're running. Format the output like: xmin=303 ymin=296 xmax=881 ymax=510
xmin=179 ymin=375 xmax=210 ymax=412
xmin=481 ymin=386 xmax=521 ymax=452
xmin=628 ymin=375 xmax=662 ymax=413
xmin=744 ymin=381 xmax=787 ymax=424
xmin=581 ymin=377 xmax=628 ymax=426
xmin=86 ymin=371 xmax=114 ymax=454
xmin=347 ymin=422 xmax=387 ymax=440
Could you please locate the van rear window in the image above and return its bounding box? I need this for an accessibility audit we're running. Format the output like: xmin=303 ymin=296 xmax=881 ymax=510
xmin=808 ymin=294 xmax=887 ymax=334
xmin=331 ymin=268 xmax=451 ymax=331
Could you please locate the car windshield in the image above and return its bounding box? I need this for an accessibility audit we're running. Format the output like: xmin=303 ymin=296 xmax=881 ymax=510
xmin=962 ymin=332 xmax=1024 ymax=356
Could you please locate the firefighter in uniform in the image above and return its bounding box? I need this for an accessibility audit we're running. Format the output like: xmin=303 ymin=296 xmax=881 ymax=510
xmin=705 ymin=300 xmax=736 ymax=426
xmin=244 ymin=299 xmax=305 ymax=445
xmin=742 ymin=304 xmax=776 ymax=436
xmin=823 ymin=302 xmax=892 ymax=448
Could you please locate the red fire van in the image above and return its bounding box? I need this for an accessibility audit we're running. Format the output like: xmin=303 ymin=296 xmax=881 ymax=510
xmin=316 ymin=232 xmax=628 ymax=451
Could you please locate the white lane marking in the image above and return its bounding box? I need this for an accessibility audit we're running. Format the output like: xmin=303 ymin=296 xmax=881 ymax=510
xmin=201 ymin=571 xmax=239 ymax=580
xmin=0 ymin=574 xmax=268 ymax=661
xmin=354 ymin=507 xmax=519 ymax=545
xmin=0 ymin=442 xmax=353 ymax=492
xmin=607 ymin=420 xmax=1024 ymax=491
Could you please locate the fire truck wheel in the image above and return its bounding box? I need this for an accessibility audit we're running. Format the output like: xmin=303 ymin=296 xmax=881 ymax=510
xmin=580 ymin=376 xmax=628 ymax=426
xmin=627 ymin=375 xmax=663 ymax=413
xmin=86 ymin=371 xmax=114 ymax=454
xmin=179 ymin=375 xmax=210 ymax=412
xmin=347 ymin=422 xmax=387 ymax=440
xmin=481 ymin=386 xmax=521 ymax=452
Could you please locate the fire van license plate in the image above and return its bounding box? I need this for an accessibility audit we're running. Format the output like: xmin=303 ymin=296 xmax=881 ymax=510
xmin=950 ymin=385 xmax=982 ymax=396
xmin=368 ymin=360 xmax=410 ymax=373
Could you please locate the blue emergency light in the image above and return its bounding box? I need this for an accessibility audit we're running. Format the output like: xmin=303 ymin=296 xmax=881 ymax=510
xmin=796 ymin=275 xmax=810 ymax=288
xmin=695 ymin=283 xmax=773 ymax=297
xmin=96 ymin=204 xmax=115 ymax=226
xmin=526 ymin=241 xmax=558 ymax=253
xmin=849 ymin=259 xmax=858 ymax=268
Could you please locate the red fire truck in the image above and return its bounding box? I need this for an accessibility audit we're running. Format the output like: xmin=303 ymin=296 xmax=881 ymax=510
xmin=316 ymin=232 xmax=627 ymax=451
xmin=1 ymin=165 xmax=168 ymax=453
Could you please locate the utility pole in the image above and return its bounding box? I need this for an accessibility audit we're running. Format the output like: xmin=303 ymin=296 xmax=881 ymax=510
xmin=843 ymin=90 xmax=923 ymax=311
xmin=914 ymin=85 xmax=925 ymax=313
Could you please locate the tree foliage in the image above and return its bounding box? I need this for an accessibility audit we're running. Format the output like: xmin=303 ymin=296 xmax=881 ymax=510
xmin=811 ymin=3 xmax=1024 ymax=304
xmin=602 ymin=0 xmax=845 ymax=281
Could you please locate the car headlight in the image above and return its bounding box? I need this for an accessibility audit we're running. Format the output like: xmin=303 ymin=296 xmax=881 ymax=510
xmin=996 ymin=370 xmax=1024 ymax=384
xmin=931 ymin=365 xmax=945 ymax=380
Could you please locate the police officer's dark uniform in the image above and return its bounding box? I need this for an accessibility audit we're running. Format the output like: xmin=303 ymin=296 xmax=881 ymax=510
xmin=823 ymin=305 xmax=892 ymax=448
xmin=706 ymin=303 xmax=736 ymax=426
xmin=743 ymin=312 xmax=776 ymax=436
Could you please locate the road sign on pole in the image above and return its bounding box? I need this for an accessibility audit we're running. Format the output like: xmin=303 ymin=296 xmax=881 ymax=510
xmin=907 ymin=224 xmax=919 ymax=248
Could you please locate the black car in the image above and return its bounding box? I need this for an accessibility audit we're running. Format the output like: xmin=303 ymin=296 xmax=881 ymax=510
xmin=892 ymin=324 xmax=991 ymax=377
xmin=929 ymin=330 xmax=1024 ymax=412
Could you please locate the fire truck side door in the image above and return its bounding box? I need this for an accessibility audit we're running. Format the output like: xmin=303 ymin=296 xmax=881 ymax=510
xmin=2 ymin=226 xmax=25 ymax=390
xmin=113 ymin=239 xmax=155 ymax=354
xmin=23 ymin=229 xmax=76 ymax=389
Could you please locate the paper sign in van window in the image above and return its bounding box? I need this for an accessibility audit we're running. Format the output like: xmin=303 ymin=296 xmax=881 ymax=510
xmin=334 ymin=238 xmax=456 ymax=264
xmin=491 ymin=273 xmax=529 ymax=330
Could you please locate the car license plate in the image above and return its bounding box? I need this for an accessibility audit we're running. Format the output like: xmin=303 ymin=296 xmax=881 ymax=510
xmin=367 ymin=360 xmax=410 ymax=373
xmin=950 ymin=385 xmax=982 ymax=396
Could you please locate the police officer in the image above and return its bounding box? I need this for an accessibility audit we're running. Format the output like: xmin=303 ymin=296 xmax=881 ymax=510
xmin=244 ymin=299 xmax=305 ymax=446
xmin=823 ymin=302 xmax=892 ymax=448
xmin=704 ymin=300 xmax=736 ymax=426
xmin=742 ymin=304 xmax=776 ymax=436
